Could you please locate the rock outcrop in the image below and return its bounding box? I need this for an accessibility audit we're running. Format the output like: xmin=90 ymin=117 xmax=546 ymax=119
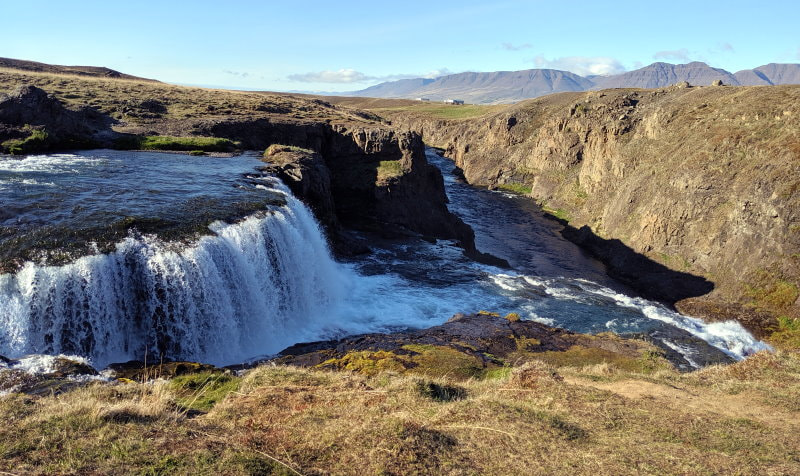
xmin=208 ymin=119 xmax=477 ymax=254
xmin=0 ymin=84 xmax=114 ymax=152
xmin=272 ymin=312 xmax=675 ymax=376
xmin=384 ymin=85 xmax=800 ymax=337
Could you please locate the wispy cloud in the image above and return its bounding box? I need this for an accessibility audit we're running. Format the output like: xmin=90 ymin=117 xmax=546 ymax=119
xmin=531 ymin=55 xmax=626 ymax=76
xmin=502 ymin=42 xmax=532 ymax=51
xmin=223 ymin=70 xmax=250 ymax=78
xmin=288 ymin=67 xmax=452 ymax=84
xmin=718 ymin=42 xmax=734 ymax=53
xmin=653 ymin=48 xmax=691 ymax=62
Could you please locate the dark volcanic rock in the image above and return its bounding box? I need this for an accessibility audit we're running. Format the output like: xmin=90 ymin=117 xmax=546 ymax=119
xmin=0 ymin=355 xmax=99 ymax=396
xmin=107 ymin=360 xmax=226 ymax=381
xmin=203 ymin=117 xmax=476 ymax=255
xmin=0 ymin=84 xmax=115 ymax=150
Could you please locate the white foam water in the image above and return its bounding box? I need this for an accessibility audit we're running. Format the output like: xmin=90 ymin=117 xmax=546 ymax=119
xmin=0 ymin=184 xmax=349 ymax=368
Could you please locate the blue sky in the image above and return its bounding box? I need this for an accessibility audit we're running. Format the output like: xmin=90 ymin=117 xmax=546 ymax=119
xmin=2 ymin=0 xmax=798 ymax=92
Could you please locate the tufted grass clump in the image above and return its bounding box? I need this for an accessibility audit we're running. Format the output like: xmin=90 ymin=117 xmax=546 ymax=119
xmin=414 ymin=380 xmax=467 ymax=402
xmin=376 ymin=159 xmax=404 ymax=182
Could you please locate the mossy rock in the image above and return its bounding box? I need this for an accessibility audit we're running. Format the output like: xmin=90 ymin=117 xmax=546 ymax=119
xmin=317 ymin=344 xmax=488 ymax=380
xmin=108 ymin=360 xmax=224 ymax=381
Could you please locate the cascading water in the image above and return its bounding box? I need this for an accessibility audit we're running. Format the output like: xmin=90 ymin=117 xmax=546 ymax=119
xmin=0 ymin=149 xmax=770 ymax=372
xmin=0 ymin=180 xmax=348 ymax=367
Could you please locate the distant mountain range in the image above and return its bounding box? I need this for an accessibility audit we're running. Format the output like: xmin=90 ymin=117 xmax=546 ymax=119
xmin=340 ymin=62 xmax=800 ymax=104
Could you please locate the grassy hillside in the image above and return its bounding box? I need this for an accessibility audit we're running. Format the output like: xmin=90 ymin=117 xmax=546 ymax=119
xmin=2 ymin=351 xmax=798 ymax=475
xmin=0 ymin=67 xmax=378 ymax=133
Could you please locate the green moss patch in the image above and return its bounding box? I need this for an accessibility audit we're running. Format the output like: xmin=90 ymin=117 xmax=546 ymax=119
xmin=317 ymin=344 xmax=488 ymax=380
xmin=2 ymin=128 xmax=50 ymax=154
xmin=497 ymin=183 xmax=532 ymax=195
xmin=168 ymin=372 xmax=241 ymax=412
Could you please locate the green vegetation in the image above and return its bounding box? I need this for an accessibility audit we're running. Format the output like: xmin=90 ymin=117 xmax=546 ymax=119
xmin=1 ymin=127 xmax=50 ymax=154
xmin=497 ymin=183 xmax=532 ymax=195
xmin=168 ymin=371 xmax=241 ymax=412
xmin=319 ymin=344 xmax=487 ymax=380
xmin=544 ymin=207 xmax=571 ymax=222
xmin=771 ymin=315 xmax=800 ymax=349
xmin=263 ymin=143 xmax=314 ymax=157
xmin=372 ymin=103 xmax=502 ymax=120
xmin=376 ymin=159 xmax=404 ymax=182
xmin=114 ymin=135 xmax=238 ymax=152
xmin=504 ymin=312 xmax=522 ymax=322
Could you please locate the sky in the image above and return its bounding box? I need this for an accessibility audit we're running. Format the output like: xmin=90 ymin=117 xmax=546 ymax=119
xmin=2 ymin=0 xmax=799 ymax=92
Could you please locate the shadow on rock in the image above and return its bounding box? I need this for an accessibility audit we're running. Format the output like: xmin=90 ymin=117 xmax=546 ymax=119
xmin=560 ymin=223 xmax=715 ymax=304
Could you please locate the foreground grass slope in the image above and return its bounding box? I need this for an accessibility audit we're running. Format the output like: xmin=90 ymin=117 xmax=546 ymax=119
xmin=2 ymin=351 xmax=798 ymax=475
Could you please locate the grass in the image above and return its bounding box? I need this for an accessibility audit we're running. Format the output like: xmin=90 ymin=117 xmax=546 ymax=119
xmin=376 ymin=159 xmax=405 ymax=182
xmin=168 ymin=372 xmax=241 ymax=413
xmin=544 ymin=206 xmax=571 ymax=222
xmin=0 ymin=67 xmax=375 ymax=132
xmin=1 ymin=127 xmax=50 ymax=154
xmin=1 ymin=351 xmax=798 ymax=474
xmin=263 ymin=144 xmax=314 ymax=157
xmin=114 ymin=135 xmax=238 ymax=152
xmin=371 ymin=103 xmax=503 ymax=120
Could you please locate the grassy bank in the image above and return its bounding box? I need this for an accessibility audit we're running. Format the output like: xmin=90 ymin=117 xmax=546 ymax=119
xmin=114 ymin=135 xmax=239 ymax=153
xmin=2 ymin=351 xmax=798 ymax=475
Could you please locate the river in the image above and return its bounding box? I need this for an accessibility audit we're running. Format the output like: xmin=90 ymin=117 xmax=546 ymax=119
xmin=0 ymin=149 xmax=769 ymax=370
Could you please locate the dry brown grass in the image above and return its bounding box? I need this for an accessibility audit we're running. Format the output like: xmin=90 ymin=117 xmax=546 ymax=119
xmin=1 ymin=350 xmax=798 ymax=475
xmin=0 ymin=68 xmax=377 ymax=132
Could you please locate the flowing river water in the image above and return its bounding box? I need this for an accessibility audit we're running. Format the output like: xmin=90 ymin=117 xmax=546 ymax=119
xmin=0 ymin=149 xmax=769 ymax=370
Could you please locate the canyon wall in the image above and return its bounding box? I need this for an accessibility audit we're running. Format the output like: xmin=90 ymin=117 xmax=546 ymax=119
xmin=388 ymin=85 xmax=800 ymax=336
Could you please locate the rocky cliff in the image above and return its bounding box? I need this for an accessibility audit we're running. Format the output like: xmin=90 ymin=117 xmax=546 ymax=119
xmin=384 ymin=84 xmax=800 ymax=338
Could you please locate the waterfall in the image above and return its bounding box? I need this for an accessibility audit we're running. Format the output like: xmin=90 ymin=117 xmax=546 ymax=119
xmin=0 ymin=183 xmax=348 ymax=368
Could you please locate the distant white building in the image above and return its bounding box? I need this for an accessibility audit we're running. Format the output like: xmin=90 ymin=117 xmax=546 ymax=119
xmin=415 ymin=97 xmax=431 ymax=101
xmin=444 ymin=99 xmax=465 ymax=105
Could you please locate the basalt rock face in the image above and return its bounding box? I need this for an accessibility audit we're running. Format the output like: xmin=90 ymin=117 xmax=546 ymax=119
xmin=200 ymin=118 xmax=476 ymax=255
xmin=389 ymin=86 xmax=800 ymax=336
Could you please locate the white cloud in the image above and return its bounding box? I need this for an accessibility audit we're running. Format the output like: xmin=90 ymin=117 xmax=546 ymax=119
xmin=719 ymin=42 xmax=734 ymax=53
xmin=532 ymin=55 xmax=626 ymax=76
xmin=653 ymin=48 xmax=691 ymax=62
xmin=502 ymin=42 xmax=532 ymax=51
xmin=420 ymin=68 xmax=452 ymax=79
xmin=287 ymin=67 xmax=452 ymax=84
xmin=223 ymin=70 xmax=250 ymax=78
xmin=288 ymin=69 xmax=373 ymax=83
